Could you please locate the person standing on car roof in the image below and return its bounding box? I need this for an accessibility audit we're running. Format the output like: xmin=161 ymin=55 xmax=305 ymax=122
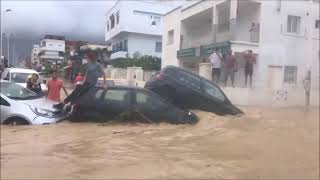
xmin=47 ymin=70 xmax=69 ymax=102
xmin=53 ymin=50 xmax=107 ymax=110
xmin=209 ymin=48 xmax=222 ymax=84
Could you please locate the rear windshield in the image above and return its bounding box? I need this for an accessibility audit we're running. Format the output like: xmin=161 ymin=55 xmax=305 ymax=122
xmin=11 ymin=73 xmax=31 ymax=83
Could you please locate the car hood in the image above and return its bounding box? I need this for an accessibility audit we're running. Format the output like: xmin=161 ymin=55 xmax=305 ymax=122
xmin=21 ymin=98 xmax=58 ymax=112
xmin=17 ymin=83 xmax=48 ymax=90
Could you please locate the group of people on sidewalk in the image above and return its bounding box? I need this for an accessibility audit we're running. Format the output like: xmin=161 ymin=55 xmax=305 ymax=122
xmin=209 ymin=48 xmax=256 ymax=88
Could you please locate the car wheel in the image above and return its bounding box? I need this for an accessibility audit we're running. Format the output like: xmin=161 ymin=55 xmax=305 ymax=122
xmin=183 ymin=112 xmax=199 ymax=124
xmin=4 ymin=117 xmax=30 ymax=125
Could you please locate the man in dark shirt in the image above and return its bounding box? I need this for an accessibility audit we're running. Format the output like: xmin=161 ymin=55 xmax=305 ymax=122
xmin=224 ymin=50 xmax=237 ymax=87
xmin=53 ymin=50 xmax=106 ymax=109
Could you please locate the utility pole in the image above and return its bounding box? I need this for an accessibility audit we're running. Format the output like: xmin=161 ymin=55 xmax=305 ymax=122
xmin=1 ymin=9 xmax=12 ymax=62
xmin=12 ymin=44 xmax=15 ymax=67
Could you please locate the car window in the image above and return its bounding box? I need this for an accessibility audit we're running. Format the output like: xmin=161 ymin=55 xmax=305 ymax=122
xmin=202 ymin=80 xmax=226 ymax=102
xmin=136 ymin=91 xmax=167 ymax=110
xmin=5 ymin=72 xmax=10 ymax=80
xmin=0 ymin=82 xmax=39 ymax=100
xmin=95 ymin=89 xmax=104 ymax=99
xmin=11 ymin=73 xmax=30 ymax=83
xmin=104 ymin=89 xmax=130 ymax=105
xmin=177 ymin=70 xmax=201 ymax=91
xmin=0 ymin=97 xmax=10 ymax=106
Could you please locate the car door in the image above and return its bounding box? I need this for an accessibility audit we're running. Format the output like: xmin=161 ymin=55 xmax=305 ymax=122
xmin=200 ymin=79 xmax=229 ymax=114
xmin=134 ymin=89 xmax=180 ymax=123
xmin=100 ymin=88 xmax=133 ymax=120
xmin=175 ymin=70 xmax=202 ymax=109
xmin=73 ymin=88 xmax=106 ymax=120
xmin=0 ymin=96 xmax=11 ymax=122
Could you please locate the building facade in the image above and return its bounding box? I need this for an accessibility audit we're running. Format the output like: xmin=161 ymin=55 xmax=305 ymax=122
xmin=38 ymin=35 xmax=65 ymax=65
xmin=105 ymin=0 xmax=183 ymax=60
xmin=31 ymin=44 xmax=40 ymax=66
xmin=162 ymin=0 xmax=319 ymax=92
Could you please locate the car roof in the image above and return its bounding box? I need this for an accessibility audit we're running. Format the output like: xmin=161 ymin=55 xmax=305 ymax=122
xmin=6 ymin=68 xmax=38 ymax=74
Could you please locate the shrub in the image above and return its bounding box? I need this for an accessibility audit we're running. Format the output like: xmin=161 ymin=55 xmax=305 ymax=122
xmin=110 ymin=54 xmax=161 ymax=71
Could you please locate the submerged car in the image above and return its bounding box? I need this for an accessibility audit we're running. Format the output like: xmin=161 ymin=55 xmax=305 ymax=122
xmin=0 ymin=68 xmax=48 ymax=94
xmin=145 ymin=66 xmax=243 ymax=115
xmin=0 ymin=80 xmax=66 ymax=125
xmin=68 ymin=86 xmax=199 ymax=124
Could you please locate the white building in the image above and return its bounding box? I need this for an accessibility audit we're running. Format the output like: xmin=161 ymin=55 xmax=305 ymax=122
xmin=31 ymin=44 xmax=40 ymax=65
xmin=80 ymin=43 xmax=112 ymax=51
xmin=105 ymin=0 xmax=184 ymax=60
xmin=162 ymin=0 xmax=319 ymax=106
xmin=38 ymin=35 xmax=65 ymax=65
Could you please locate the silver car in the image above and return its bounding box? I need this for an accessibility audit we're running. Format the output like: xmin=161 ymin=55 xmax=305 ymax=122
xmin=0 ymin=80 xmax=66 ymax=125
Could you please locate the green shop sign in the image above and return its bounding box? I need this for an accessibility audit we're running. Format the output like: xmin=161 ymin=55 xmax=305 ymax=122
xmin=177 ymin=48 xmax=196 ymax=58
xmin=200 ymin=41 xmax=231 ymax=56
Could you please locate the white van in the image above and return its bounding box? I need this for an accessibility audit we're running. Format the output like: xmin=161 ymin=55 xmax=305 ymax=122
xmin=0 ymin=68 xmax=48 ymax=94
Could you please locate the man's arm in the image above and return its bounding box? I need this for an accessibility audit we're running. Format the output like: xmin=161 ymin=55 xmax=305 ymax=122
xmin=62 ymin=86 xmax=69 ymax=96
xmin=101 ymin=66 xmax=107 ymax=88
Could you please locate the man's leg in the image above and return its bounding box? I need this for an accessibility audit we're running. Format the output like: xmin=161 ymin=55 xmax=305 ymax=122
xmin=224 ymin=69 xmax=229 ymax=87
xmin=64 ymin=83 xmax=91 ymax=104
xmin=231 ymin=70 xmax=235 ymax=87
xmin=249 ymin=74 xmax=253 ymax=88
xmin=212 ymin=68 xmax=216 ymax=83
xmin=245 ymin=71 xmax=248 ymax=87
xmin=216 ymin=68 xmax=221 ymax=84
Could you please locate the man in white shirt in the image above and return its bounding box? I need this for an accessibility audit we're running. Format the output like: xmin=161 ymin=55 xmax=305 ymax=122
xmin=209 ymin=48 xmax=222 ymax=84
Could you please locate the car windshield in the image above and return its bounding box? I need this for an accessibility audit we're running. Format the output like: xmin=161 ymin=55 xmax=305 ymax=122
xmin=0 ymin=82 xmax=40 ymax=100
xmin=11 ymin=73 xmax=31 ymax=83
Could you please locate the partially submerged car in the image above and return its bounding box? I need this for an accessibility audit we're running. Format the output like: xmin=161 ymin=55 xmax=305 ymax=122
xmin=0 ymin=68 xmax=48 ymax=94
xmin=0 ymin=80 xmax=66 ymax=125
xmin=68 ymin=86 xmax=199 ymax=124
xmin=145 ymin=66 xmax=243 ymax=115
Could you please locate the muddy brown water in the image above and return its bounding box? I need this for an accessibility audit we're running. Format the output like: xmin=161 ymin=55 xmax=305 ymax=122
xmin=1 ymin=107 xmax=319 ymax=179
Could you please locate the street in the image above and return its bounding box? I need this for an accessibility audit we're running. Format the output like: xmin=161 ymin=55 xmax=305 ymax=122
xmin=1 ymin=107 xmax=319 ymax=179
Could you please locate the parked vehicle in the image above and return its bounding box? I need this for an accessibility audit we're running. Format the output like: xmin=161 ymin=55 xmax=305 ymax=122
xmin=145 ymin=66 xmax=243 ymax=115
xmin=0 ymin=80 xmax=66 ymax=125
xmin=97 ymin=78 xmax=115 ymax=87
xmin=0 ymin=68 xmax=48 ymax=94
xmin=68 ymin=86 xmax=198 ymax=124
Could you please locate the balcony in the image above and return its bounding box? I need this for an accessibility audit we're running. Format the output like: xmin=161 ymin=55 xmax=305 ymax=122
xmin=179 ymin=0 xmax=261 ymax=51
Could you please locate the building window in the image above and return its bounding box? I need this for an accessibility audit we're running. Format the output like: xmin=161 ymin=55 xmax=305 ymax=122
xmin=316 ymin=19 xmax=320 ymax=29
xmin=110 ymin=14 xmax=115 ymax=29
xmin=167 ymin=30 xmax=174 ymax=45
xmin=124 ymin=40 xmax=128 ymax=52
xmin=107 ymin=21 xmax=110 ymax=31
xmin=155 ymin=42 xmax=162 ymax=52
xmin=287 ymin=15 xmax=301 ymax=34
xmin=120 ymin=41 xmax=123 ymax=51
xmin=41 ymin=41 xmax=46 ymax=47
xmin=116 ymin=11 xmax=120 ymax=24
xmin=284 ymin=66 xmax=297 ymax=84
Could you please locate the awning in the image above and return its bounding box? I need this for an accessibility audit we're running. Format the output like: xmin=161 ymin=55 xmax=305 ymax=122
xmin=63 ymin=65 xmax=71 ymax=69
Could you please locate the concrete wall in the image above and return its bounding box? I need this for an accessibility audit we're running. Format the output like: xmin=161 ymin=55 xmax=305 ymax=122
xmin=105 ymin=1 xmax=180 ymax=42
xmin=40 ymin=39 xmax=65 ymax=52
xmin=127 ymin=33 xmax=162 ymax=57
xmin=162 ymin=6 xmax=182 ymax=68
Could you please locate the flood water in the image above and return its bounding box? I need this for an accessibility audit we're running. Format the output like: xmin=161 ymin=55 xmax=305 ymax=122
xmin=1 ymin=107 xmax=319 ymax=179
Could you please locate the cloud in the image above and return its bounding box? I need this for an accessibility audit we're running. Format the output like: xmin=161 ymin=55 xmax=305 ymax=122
xmin=1 ymin=0 xmax=116 ymax=61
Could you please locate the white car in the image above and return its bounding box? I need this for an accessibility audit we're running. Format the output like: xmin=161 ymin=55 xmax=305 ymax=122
xmin=0 ymin=68 xmax=48 ymax=94
xmin=0 ymin=80 xmax=66 ymax=125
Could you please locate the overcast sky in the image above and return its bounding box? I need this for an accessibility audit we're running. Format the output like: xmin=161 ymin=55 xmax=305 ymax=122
xmin=1 ymin=0 xmax=117 ymax=61
xmin=1 ymin=0 xmax=116 ymax=41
